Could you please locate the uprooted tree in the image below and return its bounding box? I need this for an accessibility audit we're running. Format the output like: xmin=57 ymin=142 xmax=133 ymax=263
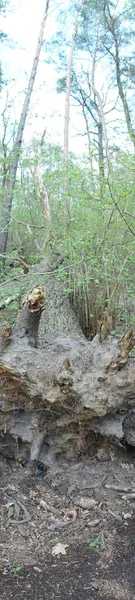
xmin=0 ymin=261 xmax=135 ymax=472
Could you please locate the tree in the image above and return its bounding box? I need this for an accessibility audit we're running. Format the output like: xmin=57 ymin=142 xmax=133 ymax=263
xmin=66 ymin=71 xmax=106 ymax=181
xmin=63 ymin=0 xmax=84 ymax=213
xmin=0 ymin=0 xmax=8 ymax=89
xmin=0 ymin=0 xmax=50 ymax=270
xmin=103 ymin=0 xmax=135 ymax=147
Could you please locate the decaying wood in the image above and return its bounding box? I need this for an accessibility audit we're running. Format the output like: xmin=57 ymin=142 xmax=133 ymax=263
xmin=120 ymin=328 xmax=135 ymax=358
xmin=1 ymin=321 xmax=12 ymax=350
xmin=7 ymin=256 xmax=29 ymax=273
xmin=20 ymin=285 xmax=46 ymax=311
xmin=28 ymin=285 xmax=46 ymax=311
xmin=99 ymin=306 xmax=112 ymax=343
xmin=13 ymin=285 xmax=46 ymax=346
xmin=106 ymin=328 xmax=135 ymax=373
xmin=2 ymin=321 xmax=12 ymax=339
xmin=0 ymin=271 xmax=135 ymax=469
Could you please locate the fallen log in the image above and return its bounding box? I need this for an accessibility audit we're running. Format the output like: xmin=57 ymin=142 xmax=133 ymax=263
xmin=0 ymin=271 xmax=135 ymax=470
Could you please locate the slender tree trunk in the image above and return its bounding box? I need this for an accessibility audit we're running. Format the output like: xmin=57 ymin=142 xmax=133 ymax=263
xmin=82 ymin=103 xmax=95 ymax=192
xmin=36 ymin=128 xmax=51 ymax=225
xmin=104 ymin=0 xmax=135 ymax=148
xmin=36 ymin=128 xmax=51 ymax=254
xmin=0 ymin=0 xmax=50 ymax=268
xmin=98 ymin=121 xmax=105 ymax=177
xmin=91 ymin=29 xmax=110 ymax=174
xmin=64 ymin=0 xmax=83 ymax=215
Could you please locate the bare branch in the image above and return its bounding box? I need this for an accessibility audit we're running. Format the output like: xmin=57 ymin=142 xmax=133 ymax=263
xmin=12 ymin=217 xmax=45 ymax=229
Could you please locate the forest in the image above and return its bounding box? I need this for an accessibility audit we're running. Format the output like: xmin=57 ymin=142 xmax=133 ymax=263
xmin=1 ymin=3 xmax=135 ymax=597
xmin=0 ymin=0 xmax=135 ymax=339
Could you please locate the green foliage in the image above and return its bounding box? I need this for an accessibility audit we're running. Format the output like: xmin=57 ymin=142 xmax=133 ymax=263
xmin=1 ymin=1 xmax=135 ymax=339
xmin=10 ymin=566 xmax=23 ymax=574
xmin=89 ymin=537 xmax=100 ymax=548
xmin=1 ymin=139 xmax=135 ymax=338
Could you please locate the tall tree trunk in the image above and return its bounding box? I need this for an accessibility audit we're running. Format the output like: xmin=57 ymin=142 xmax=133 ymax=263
xmin=36 ymin=128 xmax=51 ymax=225
xmin=103 ymin=0 xmax=135 ymax=148
xmin=91 ymin=29 xmax=110 ymax=175
xmin=97 ymin=120 xmax=104 ymax=179
xmin=82 ymin=103 xmax=95 ymax=192
xmin=0 ymin=0 xmax=50 ymax=269
xmin=64 ymin=0 xmax=83 ymax=216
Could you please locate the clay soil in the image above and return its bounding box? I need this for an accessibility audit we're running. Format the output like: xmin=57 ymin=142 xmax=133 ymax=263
xmin=0 ymin=445 xmax=135 ymax=600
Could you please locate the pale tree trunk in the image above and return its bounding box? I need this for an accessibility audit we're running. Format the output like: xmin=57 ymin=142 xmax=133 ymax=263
xmin=0 ymin=0 xmax=50 ymax=269
xmin=64 ymin=0 xmax=83 ymax=216
xmin=36 ymin=127 xmax=51 ymax=254
xmin=104 ymin=0 xmax=135 ymax=148
xmin=82 ymin=103 xmax=95 ymax=192
xmin=98 ymin=121 xmax=104 ymax=179
xmin=91 ymin=29 xmax=110 ymax=175
xmin=36 ymin=128 xmax=51 ymax=226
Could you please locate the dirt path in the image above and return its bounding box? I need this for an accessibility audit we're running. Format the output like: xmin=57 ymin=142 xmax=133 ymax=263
xmin=0 ymin=527 xmax=135 ymax=600
xmin=0 ymin=448 xmax=135 ymax=599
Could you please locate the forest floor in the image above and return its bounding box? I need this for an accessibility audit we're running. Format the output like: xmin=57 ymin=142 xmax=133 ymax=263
xmin=0 ymin=446 xmax=135 ymax=600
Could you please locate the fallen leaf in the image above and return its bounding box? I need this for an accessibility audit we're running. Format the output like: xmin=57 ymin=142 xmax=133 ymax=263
xmin=87 ymin=519 xmax=100 ymax=527
xmin=75 ymin=497 xmax=97 ymax=509
xmin=29 ymin=490 xmax=39 ymax=500
xmin=52 ymin=542 xmax=68 ymax=556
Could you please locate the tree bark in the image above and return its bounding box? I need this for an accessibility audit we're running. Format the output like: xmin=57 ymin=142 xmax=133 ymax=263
xmin=91 ymin=29 xmax=110 ymax=174
xmin=103 ymin=0 xmax=135 ymax=148
xmin=0 ymin=267 xmax=135 ymax=468
xmin=0 ymin=0 xmax=50 ymax=269
xmin=71 ymin=80 xmax=105 ymax=186
xmin=64 ymin=0 xmax=83 ymax=215
xmin=36 ymin=128 xmax=51 ymax=225
xmin=82 ymin=103 xmax=95 ymax=191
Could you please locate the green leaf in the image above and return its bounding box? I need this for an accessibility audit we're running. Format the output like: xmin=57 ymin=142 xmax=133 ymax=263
xmin=89 ymin=538 xmax=100 ymax=548
xmin=11 ymin=566 xmax=22 ymax=574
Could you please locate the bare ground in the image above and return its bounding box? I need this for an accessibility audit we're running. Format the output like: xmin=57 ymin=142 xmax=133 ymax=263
xmin=0 ymin=445 xmax=135 ymax=599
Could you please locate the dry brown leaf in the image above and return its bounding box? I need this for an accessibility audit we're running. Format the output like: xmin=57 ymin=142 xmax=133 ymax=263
xmin=52 ymin=542 xmax=68 ymax=556
xmin=29 ymin=489 xmax=39 ymax=500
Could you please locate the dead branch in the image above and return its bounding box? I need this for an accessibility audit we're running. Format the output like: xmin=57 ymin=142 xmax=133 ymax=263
xmin=12 ymin=216 xmax=44 ymax=229
xmin=0 ymin=296 xmax=19 ymax=310
xmin=7 ymin=257 xmax=29 ymax=273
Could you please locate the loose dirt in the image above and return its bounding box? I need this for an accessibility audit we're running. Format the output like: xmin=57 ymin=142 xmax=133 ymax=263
xmin=0 ymin=446 xmax=135 ymax=599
